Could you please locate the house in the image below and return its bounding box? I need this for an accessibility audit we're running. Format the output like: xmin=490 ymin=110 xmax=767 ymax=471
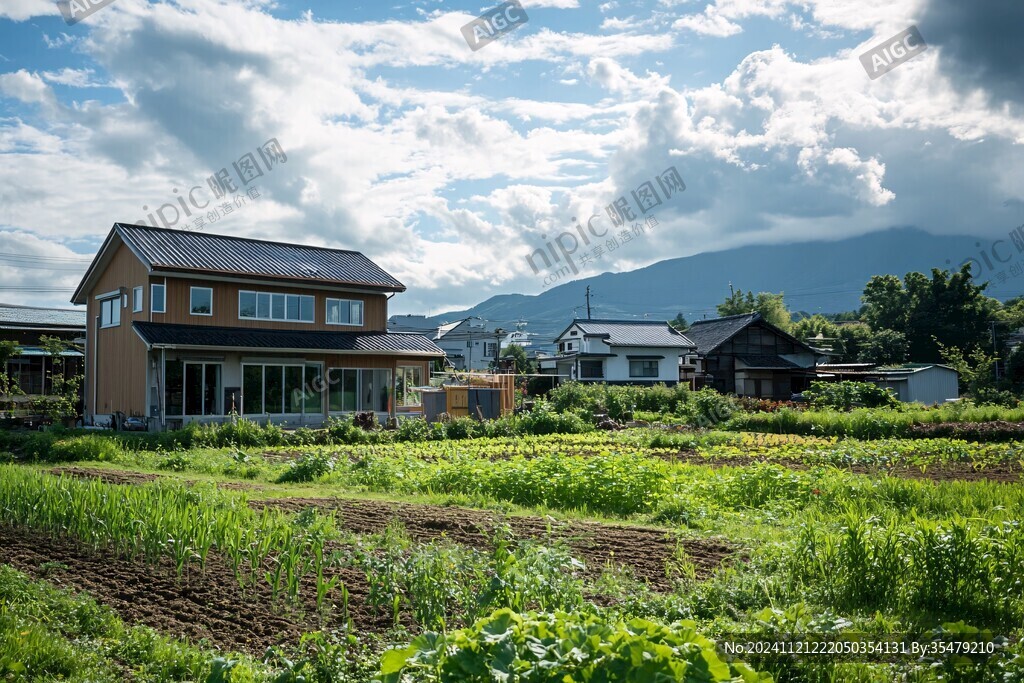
xmin=684 ymin=312 xmax=821 ymax=399
xmin=0 ymin=303 xmax=86 ymax=400
xmin=816 ymin=363 xmax=959 ymax=404
xmin=539 ymin=319 xmax=695 ymax=385
xmin=71 ymin=224 xmax=444 ymax=429
xmin=388 ymin=314 xmax=504 ymax=371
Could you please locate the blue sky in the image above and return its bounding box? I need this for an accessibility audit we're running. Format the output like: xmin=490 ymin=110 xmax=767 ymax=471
xmin=0 ymin=0 xmax=1022 ymax=315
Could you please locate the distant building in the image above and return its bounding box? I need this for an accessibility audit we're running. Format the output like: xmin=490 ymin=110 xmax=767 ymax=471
xmin=540 ymin=319 xmax=695 ymax=386
xmin=388 ymin=315 xmax=504 ymax=372
xmin=0 ymin=303 xmax=86 ymax=400
xmin=685 ymin=312 xmax=821 ymax=399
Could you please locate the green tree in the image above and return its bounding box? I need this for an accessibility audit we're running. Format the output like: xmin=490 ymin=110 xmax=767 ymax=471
xmin=861 ymin=266 xmax=998 ymax=362
xmin=835 ymin=322 xmax=872 ymax=363
xmin=859 ymin=329 xmax=909 ymax=365
xmin=716 ymin=289 xmax=791 ymax=330
xmin=668 ymin=313 xmax=689 ymax=331
xmin=0 ymin=341 xmax=22 ymax=412
xmin=31 ymin=336 xmax=82 ymax=424
xmin=500 ymin=344 xmax=534 ymax=374
xmin=792 ymin=314 xmax=840 ymax=343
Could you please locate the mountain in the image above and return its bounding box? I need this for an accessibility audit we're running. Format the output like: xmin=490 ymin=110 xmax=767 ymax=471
xmin=423 ymin=227 xmax=1020 ymax=351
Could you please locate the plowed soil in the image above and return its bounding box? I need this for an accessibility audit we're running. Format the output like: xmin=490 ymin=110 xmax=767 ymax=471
xmin=664 ymin=454 xmax=1024 ymax=483
xmin=254 ymin=497 xmax=735 ymax=591
xmin=0 ymin=524 xmax=390 ymax=655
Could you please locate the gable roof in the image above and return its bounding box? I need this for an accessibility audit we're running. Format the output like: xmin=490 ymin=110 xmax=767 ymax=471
xmin=132 ymin=322 xmax=443 ymax=356
xmin=0 ymin=303 xmax=86 ymax=330
xmin=555 ymin=319 xmax=694 ymax=348
xmin=72 ymin=224 xmax=405 ymax=304
xmin=683 ymin=313 xmax=759 ymax=354
xmin=685 ymin=312 xmax=816 ymax=356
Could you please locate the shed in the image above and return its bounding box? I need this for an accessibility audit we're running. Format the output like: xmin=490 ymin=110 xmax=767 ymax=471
xmin=872 ymin=364 xmax=960 ymax=405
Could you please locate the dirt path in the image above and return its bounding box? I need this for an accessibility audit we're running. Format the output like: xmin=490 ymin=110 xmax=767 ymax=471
xmin=0 ymin=524 xmax=390 ymax=655
xmin=254 ymin=496 xmax=735 ymax=591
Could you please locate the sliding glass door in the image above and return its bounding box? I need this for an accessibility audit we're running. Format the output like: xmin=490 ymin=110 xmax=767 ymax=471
xmin=327 ymin=368 xmax=391 ymax=413
xmin=240 ymin=363 xmax=324 ymax=416
xmin=166 ymin=360 xmax=222 ymax=417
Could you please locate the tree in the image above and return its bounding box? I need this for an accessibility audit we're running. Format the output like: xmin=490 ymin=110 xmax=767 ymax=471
xmin=861 ymin=266 xmax=998 ymax=362
xmin=500 ymin=344 xmax=534 ymax=374
xmin=792 ymin=314 xmax=840 ymax=343
xmin=859 ymin=329 xmax=909 ymax=365
xmin=0 ymin=341 xmax=22 ymax=412
xmin=716 ymin=289 xmax=791 ymax=330
xmin=668 ymin=313 xmax=689 ymax=332
xmin=31 ymin=335 xmax=82 ymax=424
xmin=835 ymin=323 xmax=872 ymax=363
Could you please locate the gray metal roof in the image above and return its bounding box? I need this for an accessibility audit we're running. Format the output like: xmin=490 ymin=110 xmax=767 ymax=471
xmin=0 ymin=303 xmax=86 ymax=329
xmin=112 ymin=223 xmax=404 ymax=291
xmin=684 ymin=313 xmax=759 ymax=355
xmin=561 ymin=319 xmax=694 ymax=348
xmin=132 ymin=322 xmax=443 ymax=355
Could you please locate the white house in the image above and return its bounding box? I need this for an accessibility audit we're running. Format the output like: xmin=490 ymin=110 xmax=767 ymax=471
xmin=388 ymin=315 xmax=503 ymax=371
xmin=540 ymin=319 xmax=695 ymax=385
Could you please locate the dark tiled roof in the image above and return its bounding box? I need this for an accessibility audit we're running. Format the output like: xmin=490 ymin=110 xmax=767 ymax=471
xmin=565 ymin=319 xmax=694 ymax=348
xmin=116 ymin=224 xmax=405 ymax=291
xmin=0 ymin=303 xmax=86 ymax=329
xmin=132 ymin=322 xmax=443 ymax=355
xmin=684 ymin=313 xmax=759 ymax=354
xmin=736 ymin=355 xmax=800 ymax=369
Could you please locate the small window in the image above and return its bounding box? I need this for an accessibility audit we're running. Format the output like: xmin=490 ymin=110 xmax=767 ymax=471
xmin=151 ymin=284 xmax=166 ymax=313
xmin=271 ymin=293 xmax=285 ymax=320
xmin=190 ymin=287 xmax=213 ymax=316
xmin=326 ymin=298 xmax=364 ymax=326
xmin=239 ymin=291 xmax=258 ymax=319
xmin=132 ymin=286 xmax=143 ymax=313
xmin=629 ymin=360 xmax=659 ymax=378
xmin=100 ymin=297 xmax=120 ymax=328
xmin=257 ymin=292 xmax=271 ymax=319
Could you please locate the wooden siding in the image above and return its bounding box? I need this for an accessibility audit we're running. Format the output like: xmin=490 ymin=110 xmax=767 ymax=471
xmin=85 ymin=241 xmax=150 ymax=417
xmin=153 ymin=277 xmax=388 ymax=332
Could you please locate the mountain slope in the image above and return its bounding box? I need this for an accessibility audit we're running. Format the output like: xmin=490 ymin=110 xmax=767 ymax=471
xmin=425 ymin=227 xmax=1016 ymax=350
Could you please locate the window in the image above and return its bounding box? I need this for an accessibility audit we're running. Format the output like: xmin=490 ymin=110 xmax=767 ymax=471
xmin=132 ymin=286 xmax=143 ymax=313
xmin=629 ymin=360 xmax=659 ymax=378
xmin=151 ymin=284 xmax=166 ymax=313
xmin=190 ymin=287 xmax=213 ymax=315
xmin=240 ymin=363 xmax=324 ymax=415
xmin=326 ymin=298 xmax=363 ymax=326
xmin=397 ymin=365 xmax=424 ymax=407
xmin=164 ymin=360 xmax=221 ymax=416
xmin=485 ymin=342 xmax=498 ymax=357
xmin=100 ymin=297 xmax=120 ymax=328
xmin=580 ymin=360 xmax=604 ymax=379
xmin=327 ymin=368 xmax=391 ymax=412
xmin=240 ymin=291 xmax=314 ymax=322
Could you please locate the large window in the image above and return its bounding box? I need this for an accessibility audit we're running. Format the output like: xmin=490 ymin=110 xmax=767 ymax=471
xmin=151 ymin=284 xmax=166 ymax=313
xmin=240 ymin=363 xmax=324 ymax=415
xmin=164 ymin=360 xmax=221 ymax=416
xmin=579 ymin=360 xmax=604 ymax=379
xmin=628 ymin=360 xmax=659 ymax=378
xmin=328 ymin=368 xmax=390 ymax=412
xmin=396 ymin=365 xmax=423 ymax=407
xmin=239 ymin=291 xmax=314 ymax=323
xmin=99 ymin=296 xmax=120 ymax=328
xmin=326 ymin=298 xmax=364 ymax=326
xmin=190 ymin=287 xmax=213 ymax=315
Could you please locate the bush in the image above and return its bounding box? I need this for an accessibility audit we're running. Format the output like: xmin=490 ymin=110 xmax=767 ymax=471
xmin=802 ymin=380 xmax=900 ymax=410
xmin=682 ymin=389 xmax=738 ymax=429
xmin=276 ymin=451 xmax=336 ymax=483
xmin=47 ymin=435 xmax=123 ymax=463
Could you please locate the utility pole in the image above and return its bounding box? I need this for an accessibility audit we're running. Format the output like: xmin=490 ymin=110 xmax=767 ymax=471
xmin=585 ymin=286 xmax=592 ymax=319
xmin=729 ymin=282 xmax=734 ymax=298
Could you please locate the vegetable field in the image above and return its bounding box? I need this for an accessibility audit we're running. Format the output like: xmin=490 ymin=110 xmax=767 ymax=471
xmin=2 ymin=422 xmax=1024 ymax=682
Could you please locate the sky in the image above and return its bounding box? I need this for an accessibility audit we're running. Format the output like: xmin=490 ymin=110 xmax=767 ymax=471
xmin=0 ymin=0 xmax=1022 ymax=315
